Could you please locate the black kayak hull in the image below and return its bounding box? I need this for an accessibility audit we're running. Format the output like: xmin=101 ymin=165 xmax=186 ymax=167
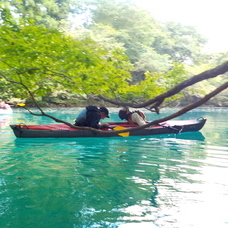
xmin=10 ymin=118 xmax=206 ymax=138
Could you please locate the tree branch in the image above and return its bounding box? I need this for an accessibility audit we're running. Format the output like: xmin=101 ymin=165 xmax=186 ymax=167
xmin=4 ymin=61 xmax=228 ymax=135
xmin=17 ymin=79 xmax=228 ymax=134
xmin=111 ymin=79 xmax=228 ymax=133
xmin=97 ymin=60 xmax=228 ymax=108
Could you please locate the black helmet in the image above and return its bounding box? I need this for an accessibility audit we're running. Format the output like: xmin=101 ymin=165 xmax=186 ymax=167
xmin=118 ymin=110 xmax=128 ymax=120
xmin=99 ymin=106 xmax=110 ymax=118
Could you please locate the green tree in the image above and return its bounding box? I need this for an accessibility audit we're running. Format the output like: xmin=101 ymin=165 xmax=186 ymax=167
xmin=83 ymin=0 xmax=207 ymax=69
xmin=85 ymin=0 xmax=172 ymax=72
xmin=153 ymin=22 xmax=207 ymax=64
xmin=0 ymin=19 xmax=133 ymax=102
xmin=1 ymin=0 xmax=83 ymax=29
xmin=1 ymin=1 xmax=224 ymax=109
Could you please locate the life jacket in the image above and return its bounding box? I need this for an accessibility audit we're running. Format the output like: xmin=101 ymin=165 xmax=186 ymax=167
xmin=127 ymin=110 xmax=146 ymax=124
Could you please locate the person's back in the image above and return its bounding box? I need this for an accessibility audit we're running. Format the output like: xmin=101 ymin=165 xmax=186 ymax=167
xmin=130 ymin=111 xmax=146 ymax=126
xmin=75 ymin=106 xmax=100 ymax=129
xmin=75 ymin=106 xmax=110 ymax=129
xmin=118 ymin=107 xmax=146 ymax=126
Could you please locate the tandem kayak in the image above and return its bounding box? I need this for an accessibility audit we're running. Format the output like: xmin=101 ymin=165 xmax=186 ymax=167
xmin=10 ymin=117 xmax=206 ymax=138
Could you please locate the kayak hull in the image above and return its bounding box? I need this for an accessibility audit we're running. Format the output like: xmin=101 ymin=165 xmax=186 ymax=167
xmin=10 ymin=117 xmax=206 ymax=138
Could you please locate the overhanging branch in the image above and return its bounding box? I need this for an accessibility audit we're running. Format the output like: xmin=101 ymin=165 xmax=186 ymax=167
xmin=97 ymin=60 xmax=228 ymax=108
xmin=18 ymin=79 xmax=228 ymax=134
xmin=4 ymin=60 xmax=228 ymax=135
xmin=110 ymin=79 xmax=228 ymax=133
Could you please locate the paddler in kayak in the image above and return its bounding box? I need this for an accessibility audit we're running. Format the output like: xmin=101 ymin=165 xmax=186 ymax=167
xmin=74 ymin=106 xmax=110 ymax=129
xmin=118 ymin=107 xmax=147 ymax=126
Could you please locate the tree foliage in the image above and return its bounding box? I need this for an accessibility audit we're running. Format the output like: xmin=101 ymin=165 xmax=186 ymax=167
xmin=0 ymin=19 xmax=133 ymax=101
xmin=83 ymin=0 xmax=207 ymax=72
xmin=1 ymin=0 xmax=228 ymax=109
xmin=84 ymin=0 xmax=172 ymax=71
xmin=153 ymin=22 xmax=207 ymax=64
xmin=1 ymin=0 xmax=83 ymax=29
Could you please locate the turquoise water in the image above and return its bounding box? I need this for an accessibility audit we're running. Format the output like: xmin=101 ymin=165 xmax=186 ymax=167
xmin=1 ymin=108 xmax=228 ymax=228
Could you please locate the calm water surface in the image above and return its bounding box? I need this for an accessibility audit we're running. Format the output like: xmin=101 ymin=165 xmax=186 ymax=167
xmin=0 ymin=108 xmax=228 ymax=228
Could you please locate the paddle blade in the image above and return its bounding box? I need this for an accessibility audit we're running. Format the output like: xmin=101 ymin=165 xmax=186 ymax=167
xmin=113 ymin=126 xmax=130 ymax=137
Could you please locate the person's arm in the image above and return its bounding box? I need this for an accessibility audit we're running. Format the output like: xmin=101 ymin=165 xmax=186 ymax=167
xmin=131 ymin=113 xmax=146 ymax=126
xmin=99 ymin=122 xmax=109 ymax=128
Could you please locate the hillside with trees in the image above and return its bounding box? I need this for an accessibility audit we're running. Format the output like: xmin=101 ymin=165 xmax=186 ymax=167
xmin=1 ymin=0 xmax=228 ymax=109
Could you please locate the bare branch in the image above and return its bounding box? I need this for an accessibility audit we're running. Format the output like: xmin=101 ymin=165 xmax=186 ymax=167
xmin=111 ymin=80 xmax=228 ymax=133
xmin=20 ymin=106 xmax=105 ymax=133
xmin=17 ymin=79 xmax=228 ymax=135
xmin=4 ymin=59 xmax=228 ymax=135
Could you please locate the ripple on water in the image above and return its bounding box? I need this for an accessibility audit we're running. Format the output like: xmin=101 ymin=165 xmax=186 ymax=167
xmin=1 ymin=109 xmax=228 ymax=227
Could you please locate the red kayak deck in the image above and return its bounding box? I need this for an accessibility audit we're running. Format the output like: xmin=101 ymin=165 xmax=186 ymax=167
xmin=14 ymin=119 xmax=197 ymax=131
xmin=14 ymin=123 xmax=141 ymax=131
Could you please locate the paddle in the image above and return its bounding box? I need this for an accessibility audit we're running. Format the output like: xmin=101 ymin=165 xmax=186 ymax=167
xmin=113 ymin=126 xmax=130 ymax=137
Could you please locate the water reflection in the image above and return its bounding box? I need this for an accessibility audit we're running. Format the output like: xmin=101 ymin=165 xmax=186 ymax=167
xmin=0 ymin=115 xmax=12 ymax=129
xmin=0 ymin=133 xmax=209 ymax=227
xmin=1 ymin=108 xmax=228 ymax=227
